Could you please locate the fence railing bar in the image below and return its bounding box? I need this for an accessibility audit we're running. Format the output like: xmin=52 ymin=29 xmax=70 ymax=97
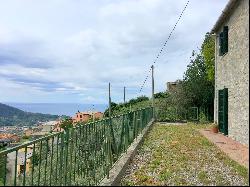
xmin=14 ymin=150 xmax=18 ymax=186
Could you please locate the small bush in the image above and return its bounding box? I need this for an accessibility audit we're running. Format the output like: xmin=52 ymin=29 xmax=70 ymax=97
xmin=60 ymin=118 xmax=73 ymax=130
xmin=199 ymin=111 xmax=208 ymax=124
xmin=22 ymin=135 xmax=30 ymax=139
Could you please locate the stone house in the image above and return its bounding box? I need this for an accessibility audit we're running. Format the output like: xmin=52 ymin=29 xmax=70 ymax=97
xmin=211 ymin=0 xmax=249 ymax=146
xmin=166 ymin=81 xmax=181 ymax=92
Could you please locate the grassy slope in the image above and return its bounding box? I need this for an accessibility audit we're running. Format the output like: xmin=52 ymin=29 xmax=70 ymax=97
xmin=121 ymin=123 xmax=249 ymax=186
xmin=110 ymin=98 xmax=166 ymax=116
xmin=110 ymin=100 xmax=152 ymax=116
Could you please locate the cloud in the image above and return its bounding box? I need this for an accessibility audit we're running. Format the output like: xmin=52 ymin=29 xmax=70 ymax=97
xmin=0 ymin=0 xmax=228 ymax=103
xmin=0 ymin=53 xmax=53 ymax=69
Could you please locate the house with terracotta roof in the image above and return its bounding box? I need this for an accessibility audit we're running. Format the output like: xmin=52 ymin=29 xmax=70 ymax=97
xmin=72 ymin=111 xmax=103 ymax=123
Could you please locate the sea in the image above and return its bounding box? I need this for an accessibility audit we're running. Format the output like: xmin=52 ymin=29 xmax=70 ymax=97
xmin=5 ymin=103 xmax=108 ymax=117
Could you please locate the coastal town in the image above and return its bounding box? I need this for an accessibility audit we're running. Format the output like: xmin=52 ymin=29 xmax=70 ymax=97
xmin=0 ymin=110 xmax=103 ymax=149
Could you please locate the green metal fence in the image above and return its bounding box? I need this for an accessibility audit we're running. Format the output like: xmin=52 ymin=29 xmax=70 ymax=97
xmin=0 ymin=107 xmax=153 ymax=186
xmin=188 ymin=107 xmax=199 ymax=121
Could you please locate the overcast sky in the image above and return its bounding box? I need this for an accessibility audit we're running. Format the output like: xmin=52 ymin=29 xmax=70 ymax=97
xmin=0 ymin=0 xmax=228 ymax=104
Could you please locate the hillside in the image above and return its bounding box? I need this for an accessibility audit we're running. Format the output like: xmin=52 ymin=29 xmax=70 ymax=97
xmin=0 ymin=103 xmax=59 ymax=126
xmin=103 ymin=92 xmax=169 ymax=117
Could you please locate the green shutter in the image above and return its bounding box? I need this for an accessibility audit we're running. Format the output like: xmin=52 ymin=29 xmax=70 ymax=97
xmin=223 ymin=88 xmax=228 ymax=135
xmin=219 ymin=26 xmax=229 ymax=56
xmin=223 ymin=26 xmax=228 ymax=53
xmin=218 ymin=90 xmax=224 ymax=132
xmin=218 ymin=88 xmax=228 ymax=135
xmin=219 ymin=32 xmax=224 ymax=56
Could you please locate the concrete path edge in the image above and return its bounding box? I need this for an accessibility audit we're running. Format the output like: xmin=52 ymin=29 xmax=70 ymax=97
xmin=99 ymin=119 xmax=155 ymax=186
xmin=199 ymin=129 xmax=249 ymax=169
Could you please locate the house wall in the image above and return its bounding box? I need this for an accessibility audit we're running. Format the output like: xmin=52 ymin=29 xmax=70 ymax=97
xmin=74 ymin=113 xmax=91 ymax=123
xmin=94 ymin=112 xmax=103 ymax=119
xmin=166 ymin=82 xmax=177 ymax=92
xmin=214 ymin=0 xmax=249 ymax=146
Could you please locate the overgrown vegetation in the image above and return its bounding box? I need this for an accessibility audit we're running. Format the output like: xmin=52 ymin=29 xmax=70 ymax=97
xmin=164 ymin=33 xmax=215 ymax=122
xmin=157 ymin=33 xmax=215 ymax=122
xmin=59 ymin=118 xmax=73 ymax=130
xmin=103 ymin=95 xmax=151 ymax=117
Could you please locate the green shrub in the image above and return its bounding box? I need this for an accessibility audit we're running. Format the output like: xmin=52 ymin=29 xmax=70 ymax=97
xmin=60 ymin=118 xmax=73 ymax=130
xmin=199 ymin=111 xmax=208 ymax=124
xmin=22 ymin=135 xmax=30 ymax=139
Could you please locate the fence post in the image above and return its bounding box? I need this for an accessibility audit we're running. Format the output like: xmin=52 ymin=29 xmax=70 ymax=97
xmin=109 ymin=83 xmax=111 ymax=118
xmin=151 ymin=65 xmax=155 ymax=120
xmin=108 ymin=83 xmax=117 ymax=168
xmin=123 ymin=86 xmax=126 ymax=104
xmin=3 ymin=153 xmax=7 ymax=186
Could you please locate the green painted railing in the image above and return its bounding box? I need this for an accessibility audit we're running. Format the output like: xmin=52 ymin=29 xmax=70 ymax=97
xmin=0 ymin=107 xmax=153 ymax=186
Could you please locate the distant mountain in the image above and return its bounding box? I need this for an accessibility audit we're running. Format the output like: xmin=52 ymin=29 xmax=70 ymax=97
xmin=5 ymin=103 xmax=107 ymax=116
xmin=0 ymin=103 xmax=60 ymax=126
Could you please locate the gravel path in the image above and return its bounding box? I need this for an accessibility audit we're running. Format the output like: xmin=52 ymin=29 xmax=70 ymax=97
xmin=121 ymin=123 xmax=249 ymax=186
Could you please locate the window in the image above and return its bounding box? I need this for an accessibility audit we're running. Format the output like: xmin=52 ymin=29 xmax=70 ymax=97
xmin=80 ymin=115 xmax=82 ymax=118
xmin=219 ymin=26 xmax=228 ymax=56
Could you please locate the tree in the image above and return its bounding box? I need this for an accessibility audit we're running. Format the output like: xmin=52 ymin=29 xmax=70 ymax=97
xmin=59 ymin=118 xmax=73 ymax=130
xmin=154 ymin=92 xmax=169 ymax=99
xmin=162 ymin=31 xmax=216 ymax=122
xmin=201 ymin=32 xmax=215 ymax=84
xmin=169 ymin=81 xmax=191 ymax=110
xmin=183 ymin=50 xmax=214 ymax=108
xmin=103 ymin=102 xmax=118 ymax=117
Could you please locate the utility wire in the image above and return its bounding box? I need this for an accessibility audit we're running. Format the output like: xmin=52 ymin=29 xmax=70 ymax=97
xmin=138 ymin=0 xmax=190 ymax=95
